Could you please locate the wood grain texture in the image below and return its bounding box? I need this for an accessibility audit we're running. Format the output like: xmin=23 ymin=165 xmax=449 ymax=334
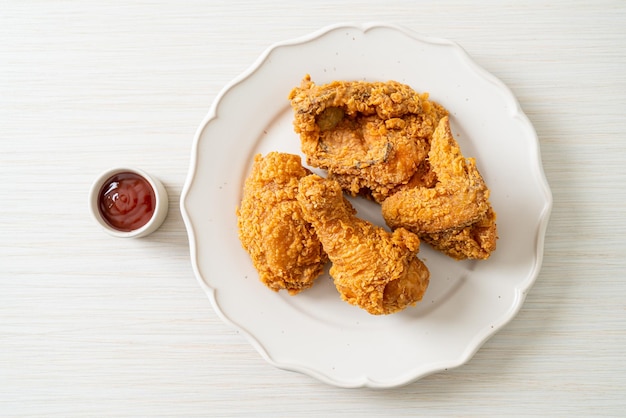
xmin=1 ymin=1 xmax=625 ymax=416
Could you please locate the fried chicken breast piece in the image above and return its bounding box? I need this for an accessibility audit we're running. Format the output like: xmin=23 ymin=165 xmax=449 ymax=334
xmin=289 ymin=75 xmax=448 ymax=202
xmin=236 ymin=152 xmax=327 ymax=294
xmin=296 ymin=174 xmax=430 ymax=315
xmin=381 ymin=116 xmax=497 ymax=259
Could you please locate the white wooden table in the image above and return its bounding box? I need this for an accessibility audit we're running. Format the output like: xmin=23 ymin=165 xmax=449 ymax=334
xmin=2 ymin=1 xmax=625 ymax=416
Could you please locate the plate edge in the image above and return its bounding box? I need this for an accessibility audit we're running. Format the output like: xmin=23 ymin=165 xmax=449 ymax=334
xmin=179 ymin=22 xmax=555 ymax=389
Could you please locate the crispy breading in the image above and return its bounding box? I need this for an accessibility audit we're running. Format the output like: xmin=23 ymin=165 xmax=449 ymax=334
xmin=236 ymin=152 xmax=327 ymax=294
xmin=237 ymin=77 xmax=498 ymax=312
xmin=289 ymin=75 xmax=447 ymax=202
xmin=382 ymin=116 xmax=497 ymax=259
xmin=421 ymin=206 xmax=497 ymax=260
xmin=296 ymin=174 xmax=430 ymax=315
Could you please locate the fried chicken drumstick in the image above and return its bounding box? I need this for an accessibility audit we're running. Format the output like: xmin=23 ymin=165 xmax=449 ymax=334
xmin=296 ymin=174 xmax=430 ymax=315
xmin=236 ymin=152 xmax=327 ymax=294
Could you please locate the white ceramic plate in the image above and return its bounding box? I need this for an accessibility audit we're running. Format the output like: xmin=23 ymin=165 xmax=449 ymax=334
xmin=181 ymin=23 xmax=552 ymax=388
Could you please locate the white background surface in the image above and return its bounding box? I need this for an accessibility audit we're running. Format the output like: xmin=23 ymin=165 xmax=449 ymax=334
xmin=1 ymin=1 xmax=625 ymax=416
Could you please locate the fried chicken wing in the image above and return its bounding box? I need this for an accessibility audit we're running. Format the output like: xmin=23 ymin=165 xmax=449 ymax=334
xmin=236 ymin=152 xmax=327 ymax=294
xmin=296 ymin=174 xmax=430 ymax=315
xmin=381 ymin=116 xmax=497 ymax=259
xmin=289 ymin=75 xmax=447 ymax=202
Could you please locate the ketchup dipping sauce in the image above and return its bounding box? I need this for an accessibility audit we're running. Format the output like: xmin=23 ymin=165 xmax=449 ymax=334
xmin=89 ymin=168 xmax=168 ymax=238
xmin=99 ymin=172 xmax=155 ymax=231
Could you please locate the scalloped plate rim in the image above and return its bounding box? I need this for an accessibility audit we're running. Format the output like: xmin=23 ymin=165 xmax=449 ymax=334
xmin=180 ymin=22 xmax=553 ymax=388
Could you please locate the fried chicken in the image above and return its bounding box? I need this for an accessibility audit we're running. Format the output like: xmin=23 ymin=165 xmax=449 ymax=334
xmin=420 ymin=206 xmax=497 ymax=260
xmin=381 ymin=116 xmax=497 ymax=259
xmin=289 ymin=75 xmax=448 ymax=202
xmin=236 ymin=152 xmax=327 ymax=294
xmin=296 ymin=174 xmax=430 ymax=315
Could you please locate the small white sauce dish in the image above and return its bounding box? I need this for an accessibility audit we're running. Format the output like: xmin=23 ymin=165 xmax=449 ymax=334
xmin=89 ymin=167 xmax=169 ymax=238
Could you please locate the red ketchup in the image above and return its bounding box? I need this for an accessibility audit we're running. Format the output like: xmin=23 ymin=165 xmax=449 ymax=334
xmin=98 ymin=172 xmax=156 ymax=232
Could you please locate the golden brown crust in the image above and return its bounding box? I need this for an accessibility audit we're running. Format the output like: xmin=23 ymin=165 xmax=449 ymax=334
xmin=381 ymin=116 xmax=497 ymax=259
xmin=421 ymin=206 xmax=497 ymax=260
xmin=237 ymin=77 xmax=498 ymax=313
xmin=382 ymin=116 xmax=491 ymax=232
xmin=296 ymin=174 xmax=429 ymax=315
xmin=236 ymin=152 xmax=327 ymax=294
xmin=289 ymin=75 xmax=447 ymax=202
